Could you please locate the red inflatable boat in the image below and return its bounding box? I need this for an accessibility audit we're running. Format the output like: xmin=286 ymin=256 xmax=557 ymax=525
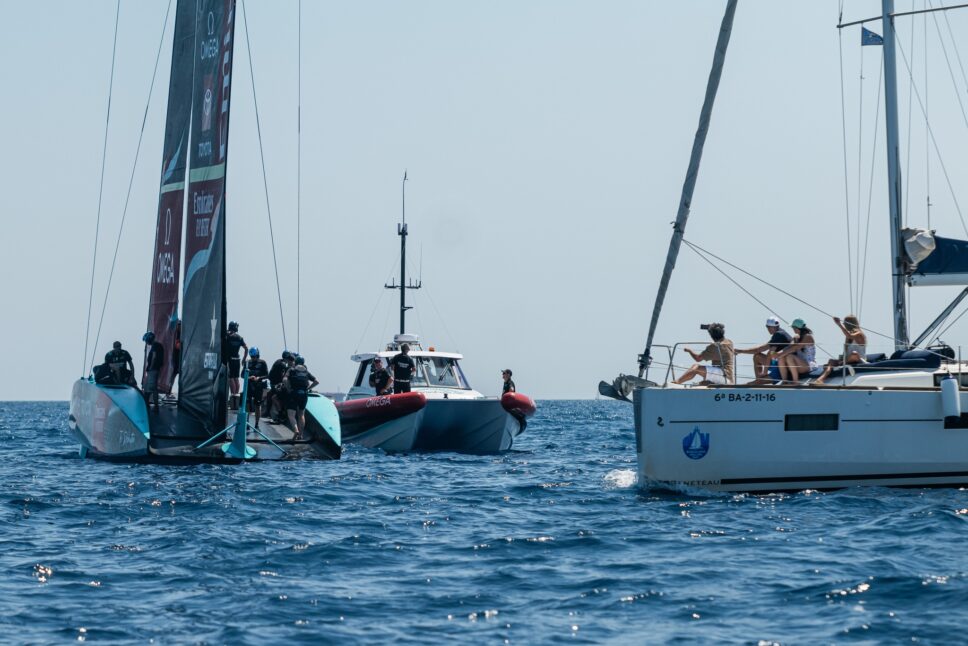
xmin=335 ymin=391 xmax=427 ymax=439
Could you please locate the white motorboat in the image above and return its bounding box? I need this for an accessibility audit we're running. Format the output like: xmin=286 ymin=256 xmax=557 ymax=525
xmin=336 ymin=175 xmax=535 ymax=453
xmin=603 ymin=0 xmax=968 ymax=492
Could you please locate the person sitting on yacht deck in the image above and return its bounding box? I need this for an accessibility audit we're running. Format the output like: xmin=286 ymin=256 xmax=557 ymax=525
xmin=389 ymin=344 xmax=416 ymax=394
xmin=285 ymin=355 xmax=318 ymax=440
xmin=502 ymin=369 xmax=516 ymax=394
xmin=814 ymin=315 xmax=867 ymax=385
xmin=246 ymin=347 xmax=269 ymax=428
xmin=142 ymin=331 xmax=164 ymax=411
xmin=673 ymin=323 xmax=735 ymax=385
xmin=105 ymin=341 xmax=136 ymax=386
xmin=735 ymin=316 xmax=792 ymax=384
xmin=369 ymin=357 xmax=393 ymax=395
xmin=772 ymin=318 xmax=817 ymax=383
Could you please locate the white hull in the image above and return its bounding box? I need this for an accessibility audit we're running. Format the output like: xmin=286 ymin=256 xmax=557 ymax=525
xmin=347 ymin=398 xmax=523 ymax=453
xmin=634 ymin=384 xmax=968 ymax=492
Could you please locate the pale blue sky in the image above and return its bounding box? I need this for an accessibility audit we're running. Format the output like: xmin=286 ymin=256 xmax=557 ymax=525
xmin=3 ymin=1 xmax=968 ymax=399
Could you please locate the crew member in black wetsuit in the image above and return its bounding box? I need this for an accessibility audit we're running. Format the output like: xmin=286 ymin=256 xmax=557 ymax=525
xmin=142 ymin=331 xmax=165 ymax=411
xmin=246 ymin=347 xmax=269 ymax=428
xmin=105 ymin=341 xmax=135 ymax=385
xmin=501 ymin=369 xmax=516 ymax=394
xmin=285 ymin=355 xmax=318 ymax=439
xmin=224 ymin=321 xmax=248 ymax=409
xmin=369 ymin=357 xmax=393 ymax=395
xmin=266 ymin=350 xmax=294 ymax=422
xmin=389 ymin=344 xmax=416 ymax=394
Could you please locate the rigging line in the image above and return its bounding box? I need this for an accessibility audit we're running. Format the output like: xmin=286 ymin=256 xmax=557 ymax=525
xmin=353 ymin=255 xmax=402 ymax=353
xmin=683 ymin=244 xmax=836 ymax=360
xmin=940 ymin=4 xmax=968 ymax=94
xmin=895 ymin=35 xmax=968 ymax=236
xmin=853 ymin=35 xmax=864 ymax=311
xmin=929 ymin=301 xmax=968 ymax=344
xmin=904 ymin=3 xmax=915 ymax=220
xmin=241 ymin=0 xmax=288 ymax=349
xmin=925 ymin=2 xmax=931 ymax=229
xmin=91 ymin=0 xmax=174 ymax=370
xmin=297 ymin=0 xmax=301 ymax=352
xmin=838 ymin=21 xmax=855 ymax=313
xmin=858 ymin=52 xmax=885 ymax=318
xmin=404 ymin=254 xmax=459 ymax=351
xmin=83 ymin=0 xmax=121 ymax=377
xmin=928 ymin=0 xmax=968 ymax=131
xmin=682 ymin=238 xmax=897 ymax=342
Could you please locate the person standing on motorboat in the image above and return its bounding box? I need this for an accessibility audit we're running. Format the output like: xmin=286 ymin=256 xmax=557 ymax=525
xmin=772 ymin=318 xmax=817 ymax=384
xmin=142 ymin=331 xmax=164 ymax=411
xmin=502 ymin=369 xmax=516 ymax=394
xmin=673 ymin=323 xmax=735 ymax=385
xmin=389 ymin=344 xmax=416 ymax=394
xmin=224 ymin=321 xmax=248 ymax=409
xmin=104 ymin=341 xmax=135 ymax=386
xmin=735 ymin=317 xmax=792 ymax=384
xmin=246 ymin=347 xmax=269 ymax=428
xmin=815 ymin=315 xmax=867 ymax=385
xmin=285 ymin=355 xmax=318 ymax=439
xmin=266 ymin=350 xmax=294 ymax=422
xmin=369 ymin=357 xmax=393 ymax=395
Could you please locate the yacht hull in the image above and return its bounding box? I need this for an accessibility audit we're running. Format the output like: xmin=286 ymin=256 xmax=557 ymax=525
xmin=635 ymin=385 xmax=968 ymax=492
xmin=67 ymin=379 xmax=341 ymax=462
xmin=339 ymin=396 xmax=528 ymax=453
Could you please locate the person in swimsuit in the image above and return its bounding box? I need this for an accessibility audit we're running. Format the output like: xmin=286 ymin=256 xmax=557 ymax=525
xmin=773 ymin=318 xmax=817 ymax=384
xmin=815 ymin=315 xmax=867 ymax=385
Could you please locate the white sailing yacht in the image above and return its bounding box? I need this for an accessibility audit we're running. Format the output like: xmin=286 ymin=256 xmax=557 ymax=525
xmin=604 ymin=0 xmax=968 ymax=492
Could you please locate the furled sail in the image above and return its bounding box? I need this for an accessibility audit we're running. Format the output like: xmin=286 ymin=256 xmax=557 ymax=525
xmin=146 ymin=0 xmax=196 ymax=393
xmin=179 ymin=0 xmax=237 ymax=428
xmin=907 ymin=229 xmax=968 ymax=286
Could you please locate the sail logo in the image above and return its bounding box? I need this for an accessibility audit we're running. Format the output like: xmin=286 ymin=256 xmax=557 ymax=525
xmin=200 ymin=12 xmax=218 ymax=60
xmin=156 ymin=252 xmax=175 ymax=284
xmin=201 ymin=73 xmax=215 ymax=135
xmin=682 ymin=427 xmax=710 ymax=460
xmin=163 ymin=208 xmax=172 ymax=246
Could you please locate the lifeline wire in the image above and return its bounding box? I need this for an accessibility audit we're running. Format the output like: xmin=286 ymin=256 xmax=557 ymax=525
xmin=297 ymin=0 xmax=302 ymax=352
xmin=83 ymin=0 xmax=121 ymax=377
xmin=857 ymin=53 xmax=884 ymax=319
xmin=241 ymin=0 xmax=288 ymax=350
xmin=91 ymin=0 xmax=174 ymax=371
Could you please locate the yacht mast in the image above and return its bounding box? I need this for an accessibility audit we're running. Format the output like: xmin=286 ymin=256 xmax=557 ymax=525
xmin=882 ymin=0 xmax=908 ymax=350
xmin=638 ymin=0 xmax=738 ymax=377
xmin=386 ymin=171 xmax=421 ymax=335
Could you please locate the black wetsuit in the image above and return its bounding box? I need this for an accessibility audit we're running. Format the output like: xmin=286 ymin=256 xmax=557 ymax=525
xmin=389 ymin=353 xmax=416 ymax=394
xmin=286 ymin=366 xmax=315 ymax=411
xmin=369 ymin=366 xmax=392 ymax=395
xmin=224 ymin=332 xmax=246 ymax=378
xmin=266 ymin=359 xmax=290 ymax=418
xmin=146 ymin=341 xmax=164 ymax=372
xmin=104 ymin=348 xmax=134 ymax=385
xmin=247 ymin=358 xmax=269 ymax=408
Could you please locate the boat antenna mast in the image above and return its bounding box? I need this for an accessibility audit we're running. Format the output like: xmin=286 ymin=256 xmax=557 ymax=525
xmin=385 ymin=170 xmax=421 ymax=335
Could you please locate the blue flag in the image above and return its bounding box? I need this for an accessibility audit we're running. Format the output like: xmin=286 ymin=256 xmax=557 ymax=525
xmin=862 ymin=27 xmax=884 ymax=46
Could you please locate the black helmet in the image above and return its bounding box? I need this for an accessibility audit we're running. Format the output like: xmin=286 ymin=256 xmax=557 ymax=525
xmin=112 ymin=341 xmax=122 ymax=349
xmin=228 ymin=321 xmax=239 ymax=332
xmin=282 ymin=350 xmax=293 ymax=360
xmin=142 ymin=331 xmax=155 ymax=343
xmin=295 ymin=355 xmax=305 ymax=366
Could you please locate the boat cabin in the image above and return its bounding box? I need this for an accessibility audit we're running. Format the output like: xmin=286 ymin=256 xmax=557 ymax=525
xmin=347 ymin=335 xmax=476 ymax=399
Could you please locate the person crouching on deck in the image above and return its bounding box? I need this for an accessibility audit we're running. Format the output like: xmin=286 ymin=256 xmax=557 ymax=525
xmin=674 ymin=323 xmax=735 ymax=385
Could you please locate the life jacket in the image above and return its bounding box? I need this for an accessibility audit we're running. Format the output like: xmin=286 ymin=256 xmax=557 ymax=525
xmin=288 ymin=366 xmax=310 ymax=392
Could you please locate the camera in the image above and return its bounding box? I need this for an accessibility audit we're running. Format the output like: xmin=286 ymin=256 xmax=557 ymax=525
xmin=699 ymin=324 xmax=710 ymax=330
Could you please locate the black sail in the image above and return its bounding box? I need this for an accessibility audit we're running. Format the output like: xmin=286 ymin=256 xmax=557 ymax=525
xmin=145 ymin=0 xmax=196 ymax=393
xmin=179 ymin=0 xmax=237 ymax=429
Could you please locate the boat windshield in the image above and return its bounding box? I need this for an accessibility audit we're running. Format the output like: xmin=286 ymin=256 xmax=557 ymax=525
xmin=414 ymin=356 xmax=471 ymax=389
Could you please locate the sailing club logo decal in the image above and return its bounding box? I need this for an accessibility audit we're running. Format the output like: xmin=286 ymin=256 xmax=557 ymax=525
xmin=682 ymin=427 xmax=709 ymax=460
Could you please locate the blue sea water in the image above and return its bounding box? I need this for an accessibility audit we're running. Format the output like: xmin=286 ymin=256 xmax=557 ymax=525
xmin=2 ymin=400 xmax=967 ymax=644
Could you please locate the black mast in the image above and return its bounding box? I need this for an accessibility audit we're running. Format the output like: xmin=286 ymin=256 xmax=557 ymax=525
xmin=386 ymin=171 xmax=421 ymax=335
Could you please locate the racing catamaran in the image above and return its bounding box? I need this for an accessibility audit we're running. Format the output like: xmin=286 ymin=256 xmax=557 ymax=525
xmin=68 ymin=0 xmax=340 ymax=462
